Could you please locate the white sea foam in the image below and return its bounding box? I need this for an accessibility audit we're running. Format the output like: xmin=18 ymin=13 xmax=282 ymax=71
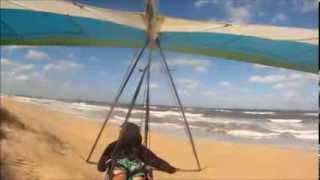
xmin=243 ymin=111 xmax=275 ymax=115
xmin=150 ymin=110 xmax=180 ymax=118
xmin=271 ymin=129 xmax=317 ymax=135
xmin=215 ymin=109 xmax=232 ymax=113
xmin=270 ymin=127 xmax=318 ymax=140
xmin=150 ymin=122 xmax=184 ymax=129
xmin=12 ymin=96 xmax=60 ymax=106
xmin=116 ymin=108 xmax=145 ymax=114
xmin=294 ymin=134 xmax=318 ymax=140
xmin=269 ymin=119 xmax=302 ymax=123
xmin=70 ymin=102 xmax=108 ymax=111
xmin=12 ymin=96 xmax=33 ymax=103
xmin=303 ymin=113 xmax=318 ymax=117
xmin=227 ymin=130 xmax=279 ymax=139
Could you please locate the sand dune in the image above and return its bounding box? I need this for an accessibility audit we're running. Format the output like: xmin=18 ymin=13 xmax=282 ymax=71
xmin=1 ymin=97 xmax=318 ymax=179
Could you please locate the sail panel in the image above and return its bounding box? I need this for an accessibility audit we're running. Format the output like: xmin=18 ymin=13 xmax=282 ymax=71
xmin=160 ymin=31 xmax=318 ymax=73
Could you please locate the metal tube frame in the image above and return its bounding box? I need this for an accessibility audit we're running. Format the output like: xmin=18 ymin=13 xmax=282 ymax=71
xmin=86 ymin=39 xmax=201 ymax=171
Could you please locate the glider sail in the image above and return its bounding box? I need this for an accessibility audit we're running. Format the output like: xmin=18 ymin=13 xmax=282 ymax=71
xmin=0 ymin=0 xmax=146 ymax=47
xmin=0 ymin=0 xmax=318 ymax=73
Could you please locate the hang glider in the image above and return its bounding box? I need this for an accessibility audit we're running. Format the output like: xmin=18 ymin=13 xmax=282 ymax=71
xmin=0 ymin=0 xmax=318 ymax=73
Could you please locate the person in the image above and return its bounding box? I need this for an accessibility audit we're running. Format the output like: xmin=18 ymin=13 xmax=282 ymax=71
xmin=98 ymin=122 xmax=177 ymax=180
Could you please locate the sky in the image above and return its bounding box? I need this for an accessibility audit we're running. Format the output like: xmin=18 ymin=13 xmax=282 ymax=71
xmin=0 ymin=0 xmax=319 ymax=110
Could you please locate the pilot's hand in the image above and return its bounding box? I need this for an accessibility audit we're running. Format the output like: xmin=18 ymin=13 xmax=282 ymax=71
xmin=168 ymin=167 xmax=178 ymax=174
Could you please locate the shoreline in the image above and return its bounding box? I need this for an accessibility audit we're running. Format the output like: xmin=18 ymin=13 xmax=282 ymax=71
xmin=1 ymin=97 xmax=318 ymax=179
xmin=8 ymin=95 xmax=318 ymax=152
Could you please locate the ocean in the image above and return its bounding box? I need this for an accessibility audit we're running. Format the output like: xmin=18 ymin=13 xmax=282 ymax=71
xmin=9 ymin=95 xmax=319 ymax=150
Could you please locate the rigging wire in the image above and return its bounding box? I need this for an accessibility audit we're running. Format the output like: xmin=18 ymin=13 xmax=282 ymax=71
xmin=107 ymin=54 xmax=151 ymax=178
xmin=86 ymin=40 xmax=149 ymax=163
xmin=144 ymin=49 xmax=152 ymax=147
xmin=156 ymin=39 xmax=201 ymax=171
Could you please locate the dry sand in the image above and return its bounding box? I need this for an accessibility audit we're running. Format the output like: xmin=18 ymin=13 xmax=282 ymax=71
xmin=1 ymin=97 xmax=318 ymax=179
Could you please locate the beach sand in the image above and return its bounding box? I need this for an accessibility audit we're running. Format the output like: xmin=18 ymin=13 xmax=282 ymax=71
xmin=1 ymin=97 xmax=318 ymax=180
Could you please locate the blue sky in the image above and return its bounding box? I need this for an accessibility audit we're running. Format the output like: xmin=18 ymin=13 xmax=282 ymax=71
xmin=0 ymin=0 xmax=318 ymax=110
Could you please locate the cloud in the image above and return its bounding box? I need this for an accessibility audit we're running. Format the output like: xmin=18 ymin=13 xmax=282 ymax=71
xmin=272 ymin=82 xmax=300 ymax=89
xmin=177 ymin=78 xmax=200 ymax=89
xmin=194 ymin=66 xmax=208 ymax=73
xmin=224 ymin=1 xmax=252 ymax=23
xmin=44 ymin=60 xmax=82 ymax=72
xmin=249 ymin=75 xmax=286 ymax=83
xmin=200 ymin=90 xmax=215 ymax=96
xmin=249 ymin=73 xmax=318 ymax=90
xmin=1 ymin=58 xmax=12 ymax=65
xmin=293 ymin=0 xmax=318 ymax=13
xmin=1 ymin=58 xmax=34 ymax=75
xmin=150 ymin=83 xmax=159 ymax=89
xmin=14 ymin=64 xmax=34 ymax=72
xmin=219 ymin=81 xmax=232 ymax=87
xmin=170 ymin=58 xmax=210 ymax=73
xmin=26 ymin=49 xmax=49 ymax=61
xmin=14 ymin=75 xmax=29 ymax=81
xmin=193 ymin=0 xmax=219 ymax=8
xmin=67 ymin=53 xmax=74 ymax=59
xmin=252 ymin=64 xmax=271 ymax=69
xmin=2 ymin=46 xmax=32 ymax=52
xmin=271 ymin=13 xmax=288 ymax=24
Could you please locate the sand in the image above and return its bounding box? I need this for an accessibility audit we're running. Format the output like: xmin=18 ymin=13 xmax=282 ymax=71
xmin=1 ymin=97 xmax=318 ymax=180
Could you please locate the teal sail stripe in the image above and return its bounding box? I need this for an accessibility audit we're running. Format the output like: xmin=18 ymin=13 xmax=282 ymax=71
xmin=0 ymin=9 xmax=146 ymax=47
xmin=160 ymin=32 xmax=318 ymax=73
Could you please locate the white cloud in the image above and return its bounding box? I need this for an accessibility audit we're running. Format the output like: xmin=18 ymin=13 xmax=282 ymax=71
xmin=177 ymin=78 xmax=200 ymax=89
xmin=170 ymin=58 xmax=210 ymax=73
xmin=249 ymin=73 xmax=318 ymax=90
xmin=194 ymin=0 xmax=219 ymax=8
xmin=249 ymin=75 xmax=286 ymax=83
xmin=44 ymin=60 xmax=82 ymax=72
xmin=271 ymin=13 xmax=288 ymax=24
xmin=194 ymin=66 xmax=207 ymax=73
xmin=1 ymin=58 xmax=12 ymax=65
xmin=14 ymin=64 xmax=34 ymax=72
xmin=15 ymin=75 xmax=29 ymax=81
xmin=225 ymin=1 xmax=252 ymax=23
xmin=293 ymin=0 xmax=318 ymax=13
xmin=201 ymin=90 xmax=215 ymax=96
xmin=1 ymin=58 xmax=34 ymax=75
xmin=219 ymin=81 xmax=232 ymax=87
xmin=272 ymin=82 xmax=300 ymax=89
xmin=253 ymin=64 xmax=270 ymax=69
xmin=67 ymin=53 xmax=74 ymax=59
xmin=283 ymin=90 xmax=300 ymax=99
xmin=150 ymin=83 xmax=159 ymax=89
xmin=2 ymin=46 xmax=32 ymax=52
xmin=26 ymin=49 xmax=49 ymax=61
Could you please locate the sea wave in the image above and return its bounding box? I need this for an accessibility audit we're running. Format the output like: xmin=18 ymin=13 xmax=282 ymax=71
xmin=243 ymin=111 xmax=275 ymax=115
xmin=227 ymin=130 xmax=279 ymax=139
xmin=150 ymin=122 xmax=184 ymax=129
xmin=303 ymin=113 xmax=318 ymax=117
xmin=215 ymin=109 xmax=232 ymax=113
xmin=294 ymin=134 xmax=318 ymax=140
xmin=69 ymin=102 xmax=108 ymax=111
xmin=268 ymin=119 xmax=302 ymax=123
